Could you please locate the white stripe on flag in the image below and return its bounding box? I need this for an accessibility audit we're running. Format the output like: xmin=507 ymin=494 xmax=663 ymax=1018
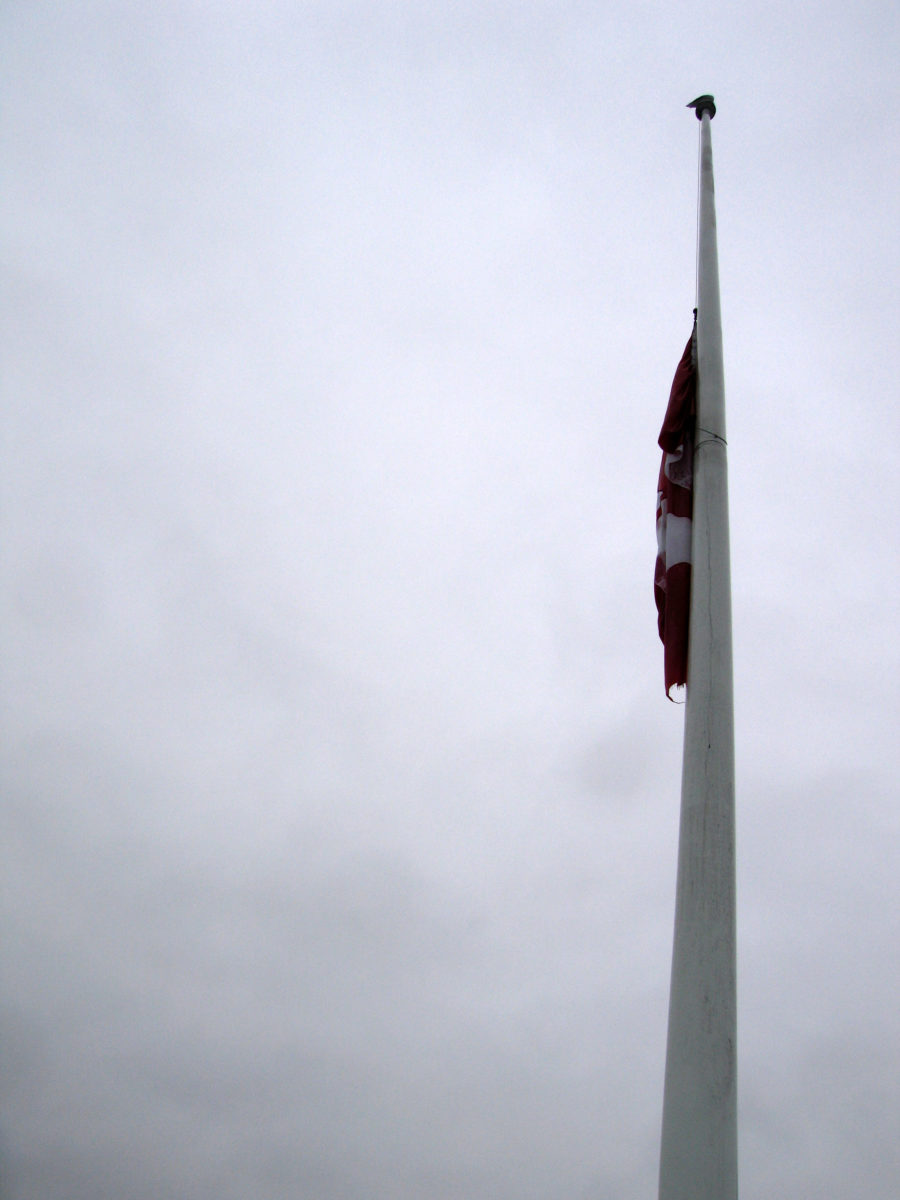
xmin=664 ymin=513 xmax=692 ymax=566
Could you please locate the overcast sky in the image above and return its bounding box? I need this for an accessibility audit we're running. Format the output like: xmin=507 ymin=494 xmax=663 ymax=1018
xmin=2 ymin=3 xmax=899 ymax=1198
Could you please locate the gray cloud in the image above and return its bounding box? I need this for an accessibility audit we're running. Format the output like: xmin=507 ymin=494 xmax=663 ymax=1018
xmin=2 ymin=2 xmax=898 ymax=1197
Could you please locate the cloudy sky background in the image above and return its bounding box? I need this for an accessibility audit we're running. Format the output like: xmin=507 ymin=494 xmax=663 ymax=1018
xmin=2 ymin=2 xmax=899 ymax=1197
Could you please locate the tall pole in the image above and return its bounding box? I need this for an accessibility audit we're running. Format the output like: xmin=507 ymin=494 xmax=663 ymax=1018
xmin=658 ymin=96 xmax=737 ymax=1200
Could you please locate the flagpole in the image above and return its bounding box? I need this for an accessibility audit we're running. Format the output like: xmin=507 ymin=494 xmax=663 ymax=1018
xmin=658 ymin=96 xmax=737 ymax=1200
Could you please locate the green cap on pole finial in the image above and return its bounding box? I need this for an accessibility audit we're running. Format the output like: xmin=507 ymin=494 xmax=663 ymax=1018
xmin=687 ymin=95 xmax=716 ymax=120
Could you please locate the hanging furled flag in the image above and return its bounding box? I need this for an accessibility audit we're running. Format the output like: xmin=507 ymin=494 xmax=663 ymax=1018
xmin=655 ymin=324 xmax=696 ymax=697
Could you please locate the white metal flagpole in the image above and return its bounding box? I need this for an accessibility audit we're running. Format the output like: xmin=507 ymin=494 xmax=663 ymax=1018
xmin=658 ymin=96 xmax=737 ymax=1200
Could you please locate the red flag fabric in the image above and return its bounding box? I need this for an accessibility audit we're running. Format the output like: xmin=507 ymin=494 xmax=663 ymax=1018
xmin=655 ymin=333 xmax=696 ymax=697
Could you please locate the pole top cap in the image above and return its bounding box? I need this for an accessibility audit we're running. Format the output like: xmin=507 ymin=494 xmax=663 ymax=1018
xmin=687 ymin=95 xmax=716 ymax=120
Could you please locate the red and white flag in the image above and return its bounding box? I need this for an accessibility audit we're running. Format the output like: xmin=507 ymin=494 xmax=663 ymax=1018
xmin=655 ymin=331 xmax=696 ymax=697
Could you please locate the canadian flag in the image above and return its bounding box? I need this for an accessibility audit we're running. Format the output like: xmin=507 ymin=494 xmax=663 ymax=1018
xmin=655 ymin=332 xmax=696 ymax=697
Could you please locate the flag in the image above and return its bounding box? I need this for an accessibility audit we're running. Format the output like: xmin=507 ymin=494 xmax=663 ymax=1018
xmin=655 ymin=329 xmax=696 ymax=697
